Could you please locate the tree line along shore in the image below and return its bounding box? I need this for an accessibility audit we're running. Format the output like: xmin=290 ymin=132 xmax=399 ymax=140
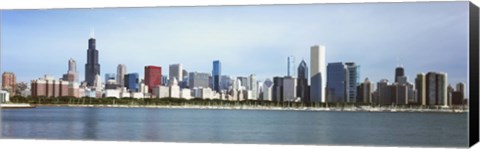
xmin=6 ymin=95 xmax=469 ymax=111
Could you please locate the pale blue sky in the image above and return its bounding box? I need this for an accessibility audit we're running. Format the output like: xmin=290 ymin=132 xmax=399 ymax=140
xmin=0 ymin=2 xmax=469 ymax=94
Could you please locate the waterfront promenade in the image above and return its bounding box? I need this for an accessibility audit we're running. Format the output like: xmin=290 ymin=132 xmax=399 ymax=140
xmin=29 ymin=104 xmax=468 ymax=113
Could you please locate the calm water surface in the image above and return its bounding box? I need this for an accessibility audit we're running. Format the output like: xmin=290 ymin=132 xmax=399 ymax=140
xmin=1 ymin=107 xmax=468 ymax=147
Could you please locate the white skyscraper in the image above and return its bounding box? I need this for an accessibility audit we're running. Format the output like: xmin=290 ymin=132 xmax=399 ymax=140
xmin=93 ymin=74 xmax=103 ymax=90
xmin=117 ymin=64 xmax=127 ymax=87
xmin=249 ymin=74 xmax=257 ymax=99
xmin=310 ymin=45 xmax=326 ymax=103
xmin=169 ymin=78 xmax=180 ymax=98
xmin=169 ymin=64 xmax=183 ymax=82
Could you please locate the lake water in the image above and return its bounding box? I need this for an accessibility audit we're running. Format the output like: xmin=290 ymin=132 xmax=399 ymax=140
xmin=0 ymin=107 xmax=469 ymax=147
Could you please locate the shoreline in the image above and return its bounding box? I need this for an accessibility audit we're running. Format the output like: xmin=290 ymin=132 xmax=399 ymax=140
xmin=29 ymin=104 xmax=469 ymax=113
xmin=0 ymin=103 xmax=36 ymax=109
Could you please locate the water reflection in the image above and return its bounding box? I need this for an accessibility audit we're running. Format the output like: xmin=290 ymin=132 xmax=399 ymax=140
xmin=82 ymin=107 xmax=98 ymax=140
xmin=1 ymin=107 xmax=469 ymax=147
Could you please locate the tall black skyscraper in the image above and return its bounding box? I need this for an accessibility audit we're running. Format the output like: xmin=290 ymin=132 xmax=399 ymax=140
xmin=297 ymin=60 xmax=310 ymax=103
xmin=272 ymin=77 xmax=284 ymax=102
xmin=85 ymin=32 xmax=101 ymax=86
xmin=395 ymin=66 xmax=404 ymax=83
xmin=212 ymin=60 xmax=221 ymax=93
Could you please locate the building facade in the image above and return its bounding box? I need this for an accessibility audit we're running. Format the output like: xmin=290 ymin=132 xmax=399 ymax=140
xmin=85 ymin=35 xmax=101 ymax=87
xmin=169 ymin=78 xmax=180 ymax=98
xmin=145 ymin=66 xmax=162 ymax=93
xmin=249 ymin=74 xmax=257 ymax=99
xmin=263 ymin=79 xmax=273 ymax=101
xmin=220 ymin=75 xmax=231 ymax=91
xmin=310 ymin=45 xmax=326 ymax=103
xmin=169 ymin=64 xmax=183 ymax=83
xmin=212 ymin=60 xmax=221 ymax=93
xmin=0 ymin=90 xmax=9 ymax=103
xmin=189 ymin=72 xmax=210 ymax=89
xmin=426 ymin=72 xmax=448 ymax=106
xmin=297 ymin=60 xmax=309 ymax=103
xmin=272 ymin=77 xmax=284 ymax=102
xmin=105 ymin=73 xmax=116 ymax=83
xmin=415 ymin=73 xmax=427 ymax=105
xmin=326 ymin=62 xmax=347 ymax=103
xmin=395 ymin=66 xmax=405 ymax=83
xmin=345 ymin=62 xmax=359 ymax=102
xmin=236 ymin=77 xmax=248 ymax=89
xmin=31 ymin=75 xmax=79 ymax=98
xmin=357 ymin=78 xmax=373 ymax=103
xmin=282 ymin=76 xmax=297 ymax=102
xmin=117 ymin=64 xmax=127 ymax=87
xmin=125 ymin=73 xmax=139 ymax=92
xmin=2 ymin=72 xmax=16 ymax=96
xmin=62 ymin=58 xmax=79 ymax=82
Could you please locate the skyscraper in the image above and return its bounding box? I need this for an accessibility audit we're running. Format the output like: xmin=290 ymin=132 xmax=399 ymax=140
xmin=68 ymin=58 xmax=77 ymax=73
xmin=85 ymin=32 xmax=101 ymax=87
xmin=256 ymin=81 xmax=263 ymax=99
xmin=287 ymin=56 xmax=295 ymax=77
xmin=282 ymin=76 xmax=297 ymax=102
xmin=212 ymin=60 xmax=221 ymax=93
xmin=263 ymin=79 xmax=273 ymax=101
xmin=105 ymin=73 xmax=116 ymax=83
xmin=452 ymin=82 xmax=465 ymax=105
xmin=2 ymin=72 xmax=16 ymax=96
xmin=326 ymin=62 xmax=348 ymax=103
xmin=345 ymin=62 xmax=359 ymax=103
xmin=249 ymin=74 xmax=257 ymax=99
xmin=396 ymin=72 xmax=414 ymax=104
xmin=117 ymin=64 xmax=127 ymax=87
xmin=125 ymin=73 xmax=139 ymax=92
xmin=297 ymin=60 xmax=309 ymax=103
xmin=62 ymin=58 xmax=79 ymax=82
xmin=456 ymin=82 xmax=465 ymax=96
xmin=357 ymin=78 xmax=373 ymax=103
xmin=395 ymin=66 xmax=405 ymax=83
xmin=447 ymin=85 xmax=454 ymax=106
xmin=169 ymin=64 xmax=183 ymax=83
xmin=182 ymin=69 xmax=188 ymax=79
xmin=237 ymin=77 xmax=248 ymax=89
xmin=310 ymin=45 xmax=326 ymax=103
xmin=62 ymin=58 xmax=78 ymax=82
xmin=376 ymin=79 xmax=392 ymax=105
xmin=220 ymin=75 xmax=231 ymax=90
xmin=415 ymin=73 xmax=427 ymax=105
xmin=426 ymin=72 xmax=448 ymax=106
xmin=189 ymin=72 xmax=210 ymax=89
xmin=161 ymin=75 xmax=169 ymax=86
xmin=169 ymin=78 xmax=180 ymax=98
xmin=180 ymin=69 xmax=189 ymax=88
xmin=272 ymin=77 xmax=284 ymax=102
xmin=93 ymin=74 xmax=103 ymax=90
xmin=395 ymin=82 xmax=408 ymax=105
xmin=145 ymin=66 xmax=162 ymax=93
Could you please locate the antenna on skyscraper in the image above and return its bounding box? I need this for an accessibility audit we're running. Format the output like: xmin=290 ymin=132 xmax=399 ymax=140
xmin=90 ymin=27 xmax=95 ymax=38
xmin=396 ymin=57 xmax=402 ymax=67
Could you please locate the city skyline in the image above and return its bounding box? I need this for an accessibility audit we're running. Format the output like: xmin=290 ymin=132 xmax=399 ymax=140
xmin=0 ymin=2 xmax=469 ymax=94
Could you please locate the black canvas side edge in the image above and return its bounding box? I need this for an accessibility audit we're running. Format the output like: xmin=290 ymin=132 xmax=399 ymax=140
xmin=469 ymin=1 xmax=479 ymax=147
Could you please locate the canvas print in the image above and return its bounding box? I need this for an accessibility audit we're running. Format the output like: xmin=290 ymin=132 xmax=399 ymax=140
xmin=0 ymin=1 xmax=474 ymax=148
